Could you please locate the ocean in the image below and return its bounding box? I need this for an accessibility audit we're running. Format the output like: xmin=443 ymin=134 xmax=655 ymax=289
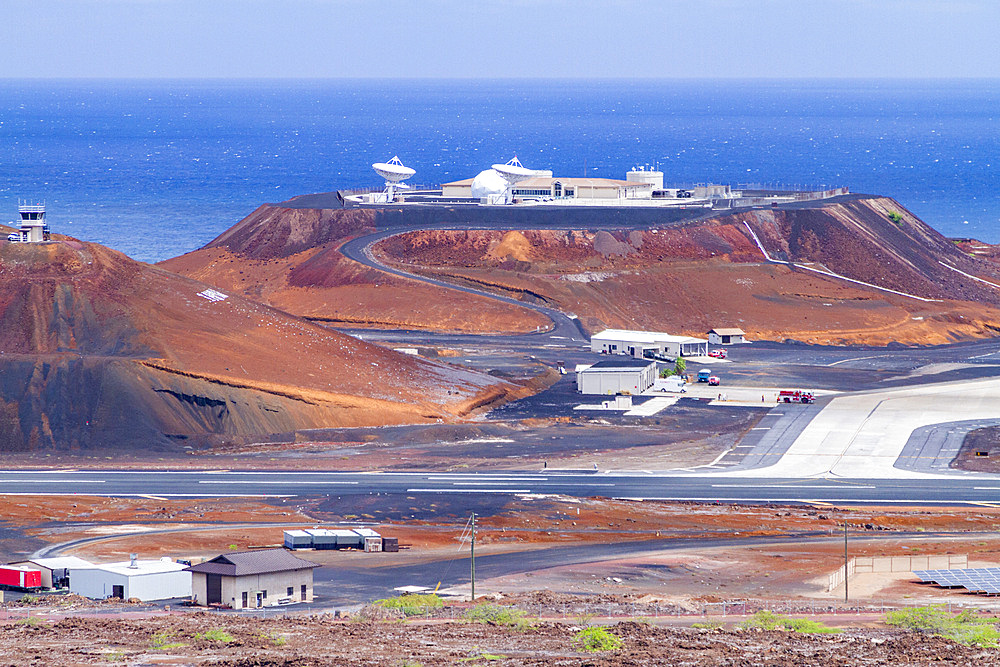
xmin=1 ymin=78 xmax=998 ymax=263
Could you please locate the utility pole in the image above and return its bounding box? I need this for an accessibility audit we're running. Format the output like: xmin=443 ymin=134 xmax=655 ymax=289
xmin=844 ymin=521 xmax=849 ymax=602
xmin=470 ymin=513 xmax=476 ymax=602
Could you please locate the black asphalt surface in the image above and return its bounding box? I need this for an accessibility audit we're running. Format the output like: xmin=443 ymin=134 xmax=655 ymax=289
xmin=0 ymin=469 xmax=998 ymax=505
xmin=896 ymin=419 xmax=1000 ymax=474
xmin=310 ymin=530 xmax=910 ymax=607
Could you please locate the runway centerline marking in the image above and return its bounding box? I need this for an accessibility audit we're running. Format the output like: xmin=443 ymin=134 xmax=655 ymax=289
xmin=0 ymin=479 xmax=105 ymax=483
xmin=406 ymin=489 xmax=531 ymax=494
xmin=427 ymin=477 xmax=548 ymax=482
xmin=711 ymin=484 xmax=876 ymax=490
xmin=197 ymin=480 xmax=359 ymax=485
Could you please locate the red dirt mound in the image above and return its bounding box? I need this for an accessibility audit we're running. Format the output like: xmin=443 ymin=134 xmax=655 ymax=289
xmin=0 ymin=237 xmax=522 ymax=451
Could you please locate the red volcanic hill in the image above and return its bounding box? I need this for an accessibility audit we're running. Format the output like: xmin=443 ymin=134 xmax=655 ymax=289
xmin=163 ymin=195 xmax=1000 ymax=346
xmin=370 ymin=197 xmax=1000 ymax=345
xmin=159 ymin=205 xmax=550 ymax=333
xmin=0 ymin=236 xmax=521 ymax=452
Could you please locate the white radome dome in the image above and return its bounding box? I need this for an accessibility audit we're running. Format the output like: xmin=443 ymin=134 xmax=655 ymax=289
xmin=470 ymin=169 xmax=508 ymax=198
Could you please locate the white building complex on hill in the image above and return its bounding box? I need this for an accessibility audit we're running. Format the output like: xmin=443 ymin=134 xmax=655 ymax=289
xmin=443 ymin=175 xmax=655 ymax=201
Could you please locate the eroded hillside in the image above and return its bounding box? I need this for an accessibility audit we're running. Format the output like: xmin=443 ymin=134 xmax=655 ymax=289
xmin=160 ymin=206 xmax=549 ymax=332
xmin=0 ymin=237 xmax=522 ymax=451
xmin=372 ymin=198 xmax=1000 ymax=345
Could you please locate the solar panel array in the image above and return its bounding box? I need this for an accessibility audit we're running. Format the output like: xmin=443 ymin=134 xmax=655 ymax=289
xmin=913 ymin=568 xmax=1000 ymax=595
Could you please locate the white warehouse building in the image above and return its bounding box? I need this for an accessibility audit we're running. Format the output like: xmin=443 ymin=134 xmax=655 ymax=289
xmin=69 ymin=557 xmax=191 ymax=602
xmin=577 ymin=358 xmax=658 ymax=395
xmin=590 ymin=329 xmax=708 ymax=359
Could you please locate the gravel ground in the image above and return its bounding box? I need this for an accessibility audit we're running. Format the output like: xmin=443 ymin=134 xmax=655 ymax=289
xmin=0 ymin=611 xmax=996 ymax=666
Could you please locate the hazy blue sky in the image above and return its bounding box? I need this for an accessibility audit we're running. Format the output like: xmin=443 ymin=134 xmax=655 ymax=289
xmin=3 ymin=0 xmax=998 ymax=78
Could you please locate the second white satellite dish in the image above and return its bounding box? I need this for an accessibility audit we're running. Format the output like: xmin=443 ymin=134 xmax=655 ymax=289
xmin=491 ymin=156 xmax=535 ymax=183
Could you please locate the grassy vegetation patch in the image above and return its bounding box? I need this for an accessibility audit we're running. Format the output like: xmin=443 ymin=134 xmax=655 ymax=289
xmin=463 ymin=602 xmax=533 ymax=630
xmin=150 ymin=631 xmax=187 ymax=650
xmin=259 ymin=630 xmax=287 ymax=646
xmin=885 ymin=605 xmax=1000 ymax=648
xmin=373 ymin=593 xmax=444 ymax=617
xmin=574 ymin=626 xmax=623 ymax=652
xmin=194 ymin=629 xmax=235 ymax=643
xmin=692 ymin=620 xmax=724 ymax=630
xmin=738 ymin=610 xmax=840 ymax=634
xmin=14 ymin=616 xmax=43 ymax=626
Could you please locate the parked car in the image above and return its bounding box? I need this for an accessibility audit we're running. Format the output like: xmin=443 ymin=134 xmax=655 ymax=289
xmin=708 ymin=349 xmax=728 ymax=359
xmin=708 ymin=376 xmax=721 ymax=386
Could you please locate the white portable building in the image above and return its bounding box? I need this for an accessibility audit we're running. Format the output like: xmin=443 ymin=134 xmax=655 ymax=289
xmin=70 ymin=557 xmax=192 ymax=602
xmin=577 ymin=358 xmax=658 ymax=395
xmin=283 ymin=530 xmax=312 ymax=549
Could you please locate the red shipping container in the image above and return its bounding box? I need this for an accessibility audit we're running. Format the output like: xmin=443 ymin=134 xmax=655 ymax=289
xmin=0 ymin=566 xmax=42 ymax=589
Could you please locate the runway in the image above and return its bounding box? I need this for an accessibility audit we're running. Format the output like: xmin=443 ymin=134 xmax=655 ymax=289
xmin=1 ymin=468 xmax=998 ymax=506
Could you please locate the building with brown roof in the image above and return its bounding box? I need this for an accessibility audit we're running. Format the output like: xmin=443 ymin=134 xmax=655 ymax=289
xmin=185 ymin=548 xmax=319 ymax=608
xmin=707 ymin=327 xmax=747 ymax=345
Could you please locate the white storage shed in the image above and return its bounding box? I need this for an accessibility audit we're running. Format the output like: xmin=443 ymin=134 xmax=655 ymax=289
xmin=577 ymin=358 xmax=657 ymax=395
xmin=69 ymin=557 xmax=192 ymax=602
xmin=707 ymin=327 xmax=747 ymax=345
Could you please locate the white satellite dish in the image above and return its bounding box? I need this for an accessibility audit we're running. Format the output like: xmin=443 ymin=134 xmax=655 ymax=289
xmin=490 ymin=156 xmax=537 ymax=204
xmin=372 ymin=155 xmax=415 ymax=202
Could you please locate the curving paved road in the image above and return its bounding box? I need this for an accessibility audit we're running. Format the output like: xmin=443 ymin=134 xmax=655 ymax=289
xmin=339 ymin=227 xmax=588 ymax=341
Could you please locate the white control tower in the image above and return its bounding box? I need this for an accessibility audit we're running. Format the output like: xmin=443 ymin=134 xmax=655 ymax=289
xmin=8 ymin=202 xmax=50 ymax=243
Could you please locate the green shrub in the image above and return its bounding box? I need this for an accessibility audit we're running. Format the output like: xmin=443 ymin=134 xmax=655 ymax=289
xmin=692 ymin=620 xmax=724 ymax=630
xmin=885 ymin=605 xmax=1000 ymax=647
xmin=373 ymin=593 xmax=443 ymax=617
xmin=259 ymin=631 xmax=287 ymax=646
xmin=888 ymin=211 xmax=903 ymax=223
xmin=574 ymin=626 xmax=623 ymax=652
xmin=738 ymin=610 xmax=839 ymax=634
xmin=459 ymin=649 xmax=506 ymax=662
xmin=151 ymin=631 xmax=186 ymax=650
xmin=15 ymin=616 xmax=42 ymax=626
xmin=194 ymin=629 xmax=234 ymax=643
xmin=464 ymin=603 xmax=532 ymax=630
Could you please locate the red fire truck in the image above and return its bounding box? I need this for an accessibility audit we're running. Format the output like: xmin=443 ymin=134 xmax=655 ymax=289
xmin=778 ymin=390 xmax=815 ymax=404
